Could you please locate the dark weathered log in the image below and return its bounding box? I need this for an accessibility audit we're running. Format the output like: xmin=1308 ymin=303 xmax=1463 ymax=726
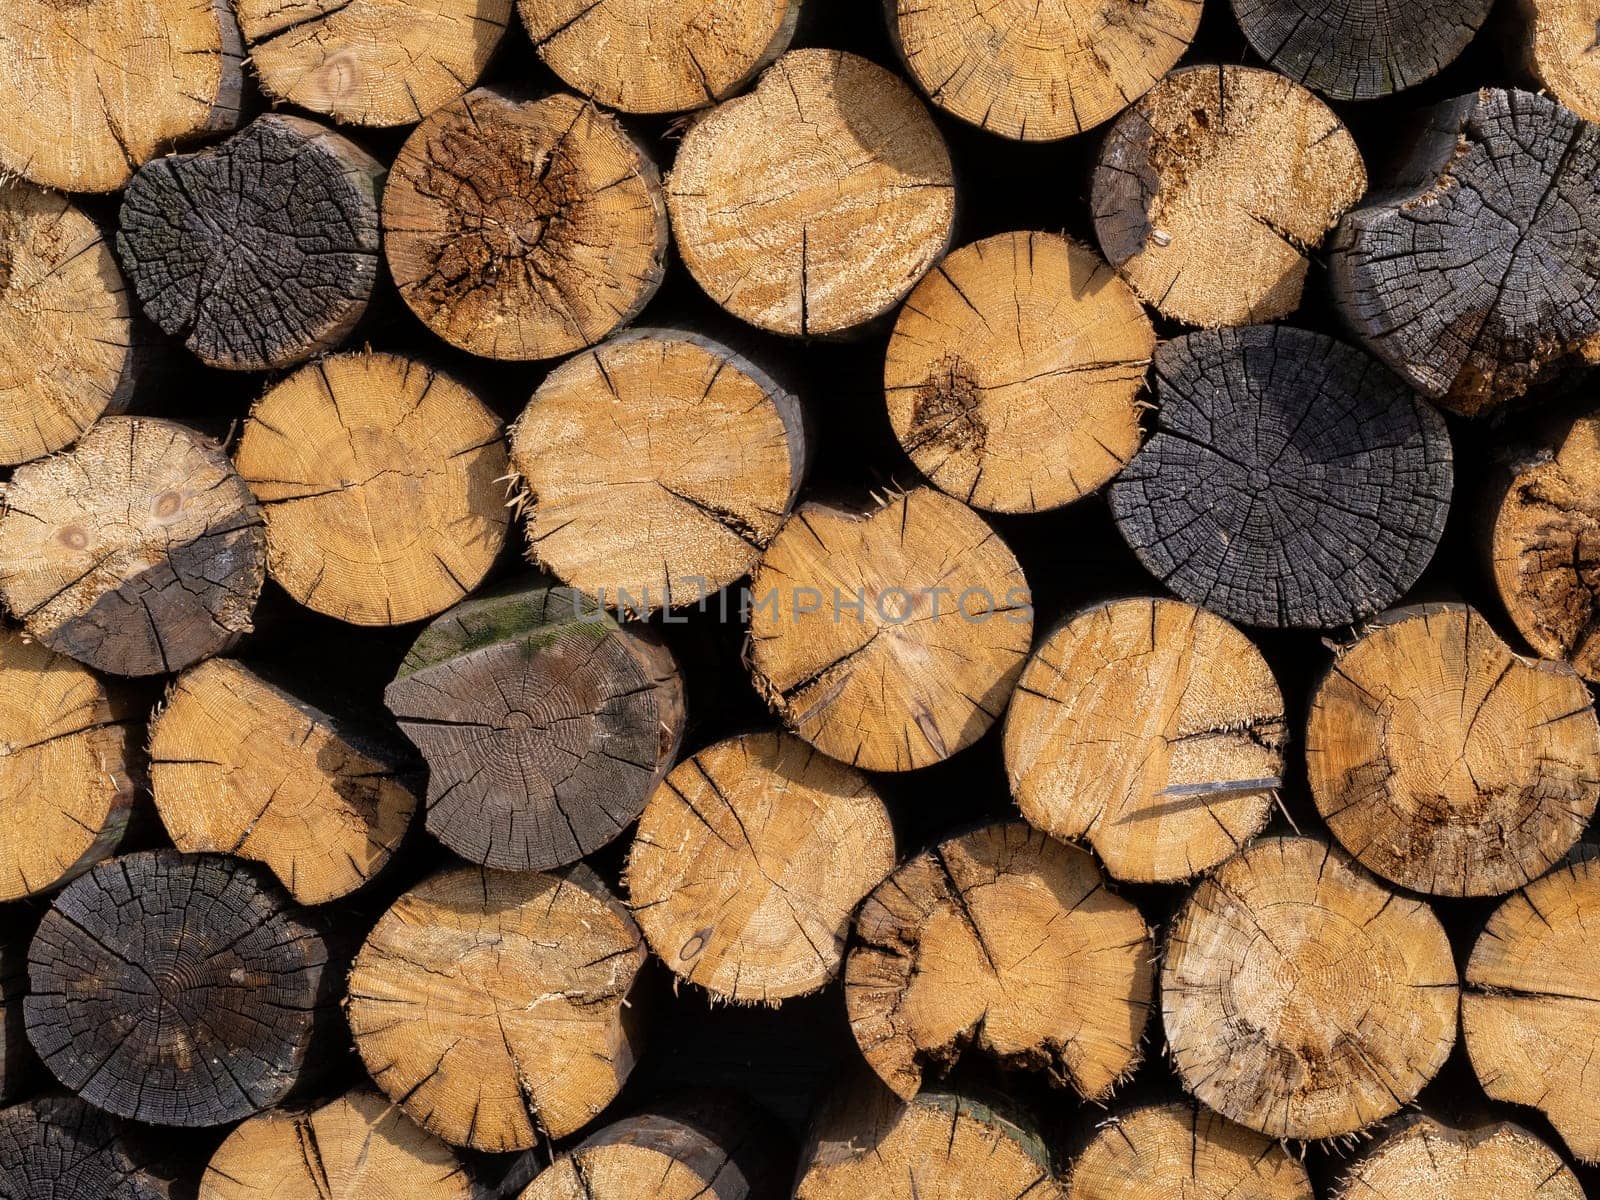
xmin=384 ymin=581 xmax=685 ymax=871
xmin=0 ymin=1096 xmax=176 ymax=1200
xmin=0 ymin=416 xmax=266 ymax=677
xmin=1333 ymin=1117 xmax=1585 ymax=1199
xmin=25 ymin=850 xmax=332 ymax=1127
xmin=117 ymin=114 xmax=382 ymax=372
xmin=1329 ymin=88 xmax=1600 ymax=416
xmin=1108 ymin=325 xmax=1453 ymax=629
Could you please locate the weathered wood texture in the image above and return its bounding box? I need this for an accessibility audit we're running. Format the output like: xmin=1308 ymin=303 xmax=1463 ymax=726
xmin=1514 ymin=0 xmax=1600 ymax=121
xmin=1305 ymin=604 xmax=1600 ymax=896
xmin=117 ymin=114 xmax=382 ymax=372
xmin=385 ymin=581 xmax=685 ymax=871
xmin=1108 ymin=325 xmax=1453 ymax=629
xmin=0 ymin=941 xmax=31 ymax=1105
xmin=845 ymin=821 xmax=1152 ymax=1100
xmin=25 ymin=850 xmax=332 ymax=1127
xmin=0 ymin=1096 xmax=175 ymax=1200
xmin=1333 ymin=1117 xmax=1585 ymax=1200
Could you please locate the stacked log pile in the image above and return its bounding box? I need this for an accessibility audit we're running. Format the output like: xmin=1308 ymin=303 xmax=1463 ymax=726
xmin=4 ymin=2 xmax=1600 ymax=1198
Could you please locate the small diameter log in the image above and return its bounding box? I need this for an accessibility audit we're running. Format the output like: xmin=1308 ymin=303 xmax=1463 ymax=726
xmin=384 ymin=581 xmax=685 ymax=871
xmin=25 ymin=850 xmax=331 ymax=1127
xmin=117 ymin=114 xmax=382 ymax=372
xmin=1091 ymin=66 xmax=1366 ymax=328
xmin=0 ymin=182 xmax=138 ymax=467
xmin=0 ymin=1 xmax=242 ymax=193
xmin=625 ymin=731 xmax=895 ymax=1004
xmin=201 ymin=1089 xmax=473 ymax=1200
xmin=1 ymin=940 xmax=29 ymax=1104
xmin=1065 ymin=1103 xmax=1312 ymax=1200
xmin=1464 ymin=853 xmax=1600 ymax=1163
xmin=1515 ymin=0 xmax=1600 ymax=122
xmin=883 ymin=231 xmax=1153 ymax=514
xmin=0 ymin=629 xmax=139 ymax=902
xmin=149 ymin=658 xmax=419 ymax=905
xmin=747 ymin=487 xmax=1033 ymax=771
xmin=346 ymin=864 xmax=647 ymax=1152
xmin=0 ymin=1096 xmax=174 ymax=1200
xmin=384 ymin=89 xmax=666 ymax=362
xmin=1491 ymin=408 xmax=1600 ymax=681
xmin=509 ymin=331 xmax=806 ymax=613
xmin=1330 ymin=88 xmax=1600 ymax=416
xmin=519 ymin=0 xmax=801 ymax=114
xmin=888 ymin=0 xmax=1200 ymax=141
xmin=1162 ymin=837 xmax=1458 ymax=1140
xmin=1230 ymin=0 xmax=1493 ymax=100
xmin=0 ymin=416 xmax=266 ymax=677
xmin=1334 ymin=1117 xmax=1585 ymax=1200
xmin=845 ymin=821 xmax=1153 ymax=1100
xmin=667 ymin=49 xmax=955 ymax=337
xmin=1005 ymin=598 xmax=1286 ymax=883
xmin=1109 ymin=326 xmax=1453 ymax=629
xmin=235 ymin=352 xmax=510 ymax=627
xmin=237 ymin=0 xmax=511 ymax=126
xmin=795 ymin=1087 xmax=1062 ymax=1200
xmin=1305 ymin=603 xmax=1600 ymax=896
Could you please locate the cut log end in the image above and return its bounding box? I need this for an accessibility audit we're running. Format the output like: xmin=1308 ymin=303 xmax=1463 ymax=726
xmin=884 ymin=231 xmax=1152 ymax=513
xmin=0 ymin=416 xmax=266 ymax=677
xmin=1162 ymin=837 xmax=1458 ymax=1140
xmin=846 ymin=821 xmax=1152 ymax=1100
xmin=0 ymin=1096 xmax=174 ymax=1200
xmin=25 ymin=850 xmax=331 ymax=1127
xmin=510 ymin=331 xmax=806 ymax=612
xmin=1004 ymin=598 xmax=1286 ymax=883
xmin=385 ymin=581 xmax=686 ymax=871
xmin=1091 ymin=65 xmax=1366 ymax=327
xmin=667 ymin=49 xmax=955 ymax=337
xmin=1306 ymin=603 xmax=1600 ymax=896
xmin=346 ymin=864 xmax=647 ymax=1152
xmin=747 ymin=487 xmax=1033 ymax=771
xmin=384 ymin=88 xmax=667 ymax=361
xmin=1516 ymin=0 xmax=1600 ymax=122
xmin=1334 ymin=1117 xmax=1585 ymax=1200
xmin=235 ymin=352 xmax=509 ymax=627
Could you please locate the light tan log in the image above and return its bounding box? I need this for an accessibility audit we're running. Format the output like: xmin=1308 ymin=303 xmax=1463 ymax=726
xmin=1334 ymin=1117 xmax=1585 ymax=1200
xmin=625 ymin=731 xmax=895 ymax=1004
xmin=1004 ymin=597 xmax=1285 ymax=883
xmin=883 ymin=231 xmax=1153 ymax=513
xmin=1514 ymin=0 xmax=1600 ymax=122
xmin=1163 ymin=836 xmax=1458 ymax=1140
xmin=1305 ymin=603 xmax=1600 ymax=896
xmin=846 ymin=820 xmax=1152 ymax=1100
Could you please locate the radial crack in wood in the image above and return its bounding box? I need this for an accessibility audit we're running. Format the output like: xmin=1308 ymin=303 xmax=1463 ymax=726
xmin=1332 ymin=1116 xmax=1585 ymax=1199
xmin=0 ymin=1096 xmax=176 ymax=1200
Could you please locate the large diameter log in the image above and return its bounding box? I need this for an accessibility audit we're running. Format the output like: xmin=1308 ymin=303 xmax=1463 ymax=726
xmin=1333 ymin=1117 xmax=1585 ymax=1200
xmin=795 ymin=1086 xmax=1061 ymax=1200
xmin=200 ymin=1089 xmax=473 ymax=1200
xmin=347 ymin=864 xmax=647 ymax=1152
xmin=1004 ymin=598 xmax=1286 ymax=883
xmin=150 ymin=658 xmax=419 ymax=905
xmin=1230 ymin=0 xmax=1493 ymax=100
xmin=235 ymin=352 xmax=510 ymax=627
xmin=0 ymin=629 xmax=139 ymax=902
xmin=667 ymin=49 xmax=955 ymax=337
xmin=0 ymin=941 xmax=30 ymax=1104
xmin=747 ymin=487 xmax=1032 ymax=771
xmin=1162 ymin=837 xmax=1458 ymax=1140
xmin=385 ymin=581 xmax=685 ymax=871
xmin=845 ymin=821 xmax=1152 ymax=1100
xmin=384 ymin=89 xmax=666 ymax=362
xmin=1464 ymin=852 xmax=1600 ymax=1163
xmin=1515 ymin=0 xmax=1600 ymax=122
xmin=883 ymin=231 xmax=1152 ymax=513
xmin=887 ymin=0 xmax=1200 ymax=140
xmin=519 ymin=0 xmax=801 ymax=114
xmin=117 ymin=114 xmax=382 ymax=372
xmin=25 ymin=850 xmax=332 ymax=1127
xmin=0 ymin=1096 xmax=175 ymax=1200
xmin=237 ymin=0 xmax=511 ymax=126
xmin=1091 ymin=66 xmax=1366 ymax=328
xmin=1306 ymin=604 xmax=1600 ymax=896
xmin=509 ymin=331 xmax=806 ymax=612
xmin=1491 ymin=408 xmax=1600 ymax=681
xmin=1329 ymin=88 xmax=1600 ymax=417
xmin=1065 ymin=1103 xmax=1311 ymax=1200
xmin=1108 ymin=326 xmax=1453 ymax=629
xmin=0 ymin=183 xmax=139 ymax=467
xmin=0 ymin=1 xmax=242 ymax=193
xmin=625 ymin=731 xmax=895 ymax=1004
xmin=0 ymin=416 xmax=266 ymax=677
